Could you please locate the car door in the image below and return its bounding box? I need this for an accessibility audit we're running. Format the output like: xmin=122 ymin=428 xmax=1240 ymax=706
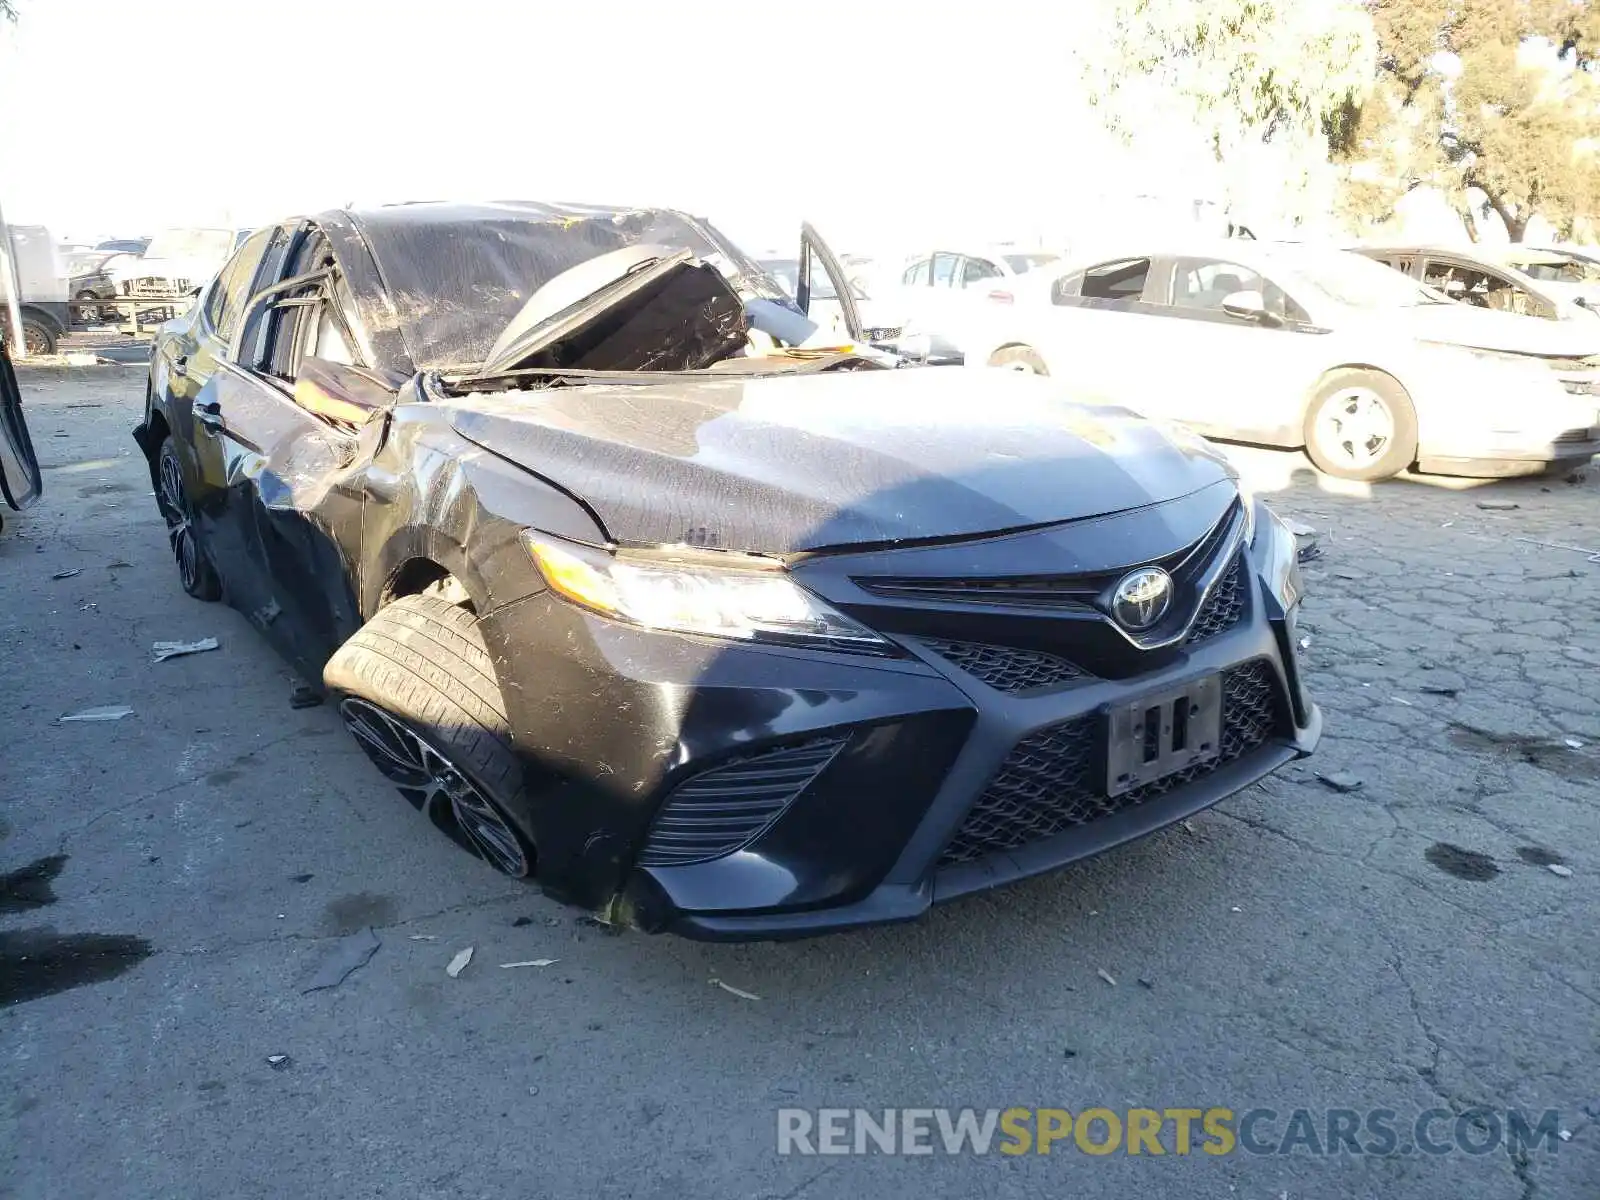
xmin=0 ymin=343 xmax=41 ymax=516
xmin=1019 ymin=256 xmax=1164 ymax=403
xmin=192 ymin=225 xmax=372 ymax=678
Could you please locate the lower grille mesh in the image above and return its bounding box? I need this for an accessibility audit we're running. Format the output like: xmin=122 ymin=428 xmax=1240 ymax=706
xmin=638 ymin=737 xmax=846 ymax=867
xmin=923 ymin=639 xmax=1086 ymax=693
xmin=938 ymin=660 xmax=1283 ymax=866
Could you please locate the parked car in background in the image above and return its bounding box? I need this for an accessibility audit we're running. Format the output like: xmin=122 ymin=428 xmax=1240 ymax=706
xmin=1487 ymin=245 xmax=1600 ymax=312
xmin=3 ymin=224 xmax=70 ymax=355
xmin=96 ymin=237 xmax=151 ymax=255
xmin=1350 ymin=244 xmax=1597 ymax=324
xmin=884 ymin=246 xmax=1064 ymax=362
xmin=963 ymin=240 xmax=1600 ymax=481
xmin=134 ymin=199 xmax=1317 ymax=939
xmin=109 ymin=227 xmax=251 ymax=299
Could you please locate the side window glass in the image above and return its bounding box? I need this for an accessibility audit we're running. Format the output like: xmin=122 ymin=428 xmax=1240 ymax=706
xmin=1172 ymin=260 xmax=1265 ymax=310
xmin=205 ymin=228 xmax=273 ymax=341
xmin=960 ymin=257 xmax=1001 ymax=286
xmin=931 ymin=253 xmax=960 ymax=287
xmin=1080 ymin=258 xmax=1151 ymax=301
xmin=902 ymin=258 xmax=931 ymax=286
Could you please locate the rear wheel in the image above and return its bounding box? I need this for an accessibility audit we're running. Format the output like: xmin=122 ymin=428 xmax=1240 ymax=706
xmin=156 ymin=436 xmax=222 ymax=600
xmin=1303 ymin=369 xmax=1418 ymax=482
xmin=324 ymin=594 xmax=535 ymax=879
xmin=20 ymin=315 xmax=56 ymax=358
xmin=988 ymin=344 xmax=1049 ymax=375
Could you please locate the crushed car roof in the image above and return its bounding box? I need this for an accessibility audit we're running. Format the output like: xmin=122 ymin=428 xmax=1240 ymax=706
xmin=318 ymin=201 xmax=785 ymax=375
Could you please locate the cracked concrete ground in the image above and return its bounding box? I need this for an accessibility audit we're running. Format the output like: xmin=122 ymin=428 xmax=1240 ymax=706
xmin=2 ymin=364 xmax=1596 ymax=1199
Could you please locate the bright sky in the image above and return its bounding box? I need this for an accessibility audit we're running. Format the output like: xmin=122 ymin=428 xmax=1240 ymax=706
xmin=0 ymin=0 xmax=1221 ymax=255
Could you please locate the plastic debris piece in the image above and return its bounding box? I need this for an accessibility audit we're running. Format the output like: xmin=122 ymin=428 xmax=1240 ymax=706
xmin=1564 ymin=738 xmax=1584 ymax=750
xmin=302 ymin=927 xmax=380 ymax=993
xmin=266 ymin=1054 xmax=291 ymax=1070
xmin=50 ymin=568 xmax=81 ymax=580
xmin=446 ymin=946 xmax=474 ymax=977
xmin=1295 ymin=541 xmax=1323 ymax=565
xmin=289 ymin=683 xmax=323 ymax=710
xmin=1547 ymin=864 xmax=1574 ymax=878
xmin=1559 ymin=1129 xmax=1572 ymax=1142
xmin=1419 ymin=684 xmax=1459 ymax=697
xmin=1230 ymin=906 xmax=1243 ymax=913
xmin=152 ymin=637 xmax=220 ymax=663
xmin=709 ymin=978 xmax=760 ymax=1001
xmin=107 ymin=560 xmax=133 ymax=569
xmin=1316 ymin=772 xmax=1364 ymax=793
xmin=1181 ymin=819 xmax=1196 ymax=835
xmin=1476 ymin=500 xmax=1519 ymax=511
xmin=407 ymin=934 xmax=437 ymax=941
xmin=60 ymin=705 xmax=133 ymax=722
xmin=500 ymin=959 xmax=558 ymax=969
xmin=1096 ymin=968 xmax=1117 ymax=986
xmin=1391 ymin=696 xmax=1414 ymax=707
xmin=1137 ymin=977 xmax=1154 ymax=990
xmin=1283 ymin=519 xmax=1316 ymax=537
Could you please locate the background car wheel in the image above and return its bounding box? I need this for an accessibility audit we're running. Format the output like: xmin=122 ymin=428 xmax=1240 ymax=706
xmin=324 ymin=593 xmax=535 ymax=879
xmin=20 ymin=316 xmax=57 ymax=358
xmin=988 ymin=345 xmax=1049 ymax=375
xmin=156 ymin=436 xmax=222 ymax=600
xmin=1302 ymin=369 xmax=1418 ymax=482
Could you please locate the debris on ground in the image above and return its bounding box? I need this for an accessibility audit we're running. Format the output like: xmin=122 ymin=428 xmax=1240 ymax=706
xmin=1230 ymin=906 xmax=1243 ymax=913
xmin=1298 ymin=636 xmax=1311 ymax=651
xmin=1391 ymin=696 xmax=1414 ymax=707
xmin=289 ymin=683 xmax=323 ymax=710
xmin=1316 ymin=771 xmax=1365 ymax=793
xmin=152 ymin=637 xmax=220 ymax=663
xmin=500 ymin=959 xmax=558 ymax=969
xmin=1559 ymin=1128 xmax=1573 ymax=1141
xmin=709 ymin=978 xmax=760 ymax=1001
xmin=1564 ymin=738 xmax=1584 ymax=750
xmin=1295 ymin=541 xmax=1323 ymax=565
xmin=1283 ymin=518 xmax=1316 ymax=537
xmin=1137 ymin=978 xmax=1154 ymax=990
xmin=60 ymin=705 xmax=133 ymax=722
xmin=1419 ymin=684 xmax=1459 ymax=697
xmin=512 ymin=917 xmax=533 ymax=927
xmin=50 ymin=568 xmax=81 ymax=580
xmin=266 ymin=1054 xmax=292 ymax=1070
xmin=302 ymin=927 xmax=380 ymax=993
xmin=1514 ymin=536 xmax=1600 ymax=563
xmin=63 ymin=352 xmax=98 ymax=367
xmin=445 ymin=946 xmax=474 ymax=977
xmin=1181 ymin=819 xmax=1197 ymax=835
xmin=1547 ymin=864 xmax=1574 ymax=878
xmin=1476 ymin=500 xmax=1519 ymax=511
xmin=107 ymin=560 xmax=132 ymax=569
xmin=1096 ymin=968 xmax=1117 ymax=987
xmin=407 ymin=934 xmax=437 ymax=941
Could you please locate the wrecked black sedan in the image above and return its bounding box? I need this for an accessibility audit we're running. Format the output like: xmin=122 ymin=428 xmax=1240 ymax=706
xmin=135 ymin=201 xmax=1320 ymax=940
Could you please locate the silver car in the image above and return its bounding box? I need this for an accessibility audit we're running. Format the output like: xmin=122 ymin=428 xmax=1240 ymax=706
xmin=962 ymin=241 xmax=1600 ymax=481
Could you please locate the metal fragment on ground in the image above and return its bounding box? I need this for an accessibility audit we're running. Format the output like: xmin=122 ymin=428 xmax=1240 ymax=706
xmin=266 ymin=1055 xmax=292 ymax=1070
xmin=500 ymin=959 xmax=558 ymax=969
xmin=50 ymin=568 xmax=81 ymax=580
xmin=1476 ymin=500 xmax=1519 ymax=511
xmin=302 ymin=927 xmax=380 ymax=993
xmin=289 ymin=684 xmax=323 ymax=709
xmin=1096 ymin=968 xmax=1117 ymax=986
xmin=1316 ymin=771 xmax=1364 ymax=793
xmin=1547 ymin=864 xmax=1574 ymax=878
xmin=445 ymin=946 xmax=474 ymax=977
xmin=60 ymin=705 xmax=133 ymax=722
xmin=152 ymin=637 xmax=220 ymax=663
xmin=709 ymin=978 xmax=760 ymax=1000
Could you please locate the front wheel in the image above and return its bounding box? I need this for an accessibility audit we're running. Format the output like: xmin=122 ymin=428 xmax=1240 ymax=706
xmin=19 ymin=315 xmax=57 ymax=358
xmin=988 ymin=345 xmax=1049 ymax=375
xmin=1302 ymin=370 xmax=1418 ymax=482
xmin=156 ymin=436 xmax=222 ymax=600
xmin=324 ymin=594 xmax=536 ymax=879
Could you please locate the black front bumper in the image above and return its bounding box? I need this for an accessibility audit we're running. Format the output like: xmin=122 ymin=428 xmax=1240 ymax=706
xmin=480 ymin=503 xmax=1320 ymax=941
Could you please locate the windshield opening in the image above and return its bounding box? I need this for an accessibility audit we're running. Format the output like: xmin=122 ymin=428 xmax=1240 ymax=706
xmin=143 ymin=228 xmax=237 ymax=261
xmin=1293 ymin=251 xmax=1448 ymax=308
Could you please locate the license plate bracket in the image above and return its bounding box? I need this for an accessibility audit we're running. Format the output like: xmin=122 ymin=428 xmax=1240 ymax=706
xmin=1106 ymin=675 xmax=1223 ymax=797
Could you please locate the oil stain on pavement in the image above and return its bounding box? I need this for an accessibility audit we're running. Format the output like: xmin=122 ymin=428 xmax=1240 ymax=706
xmin=1424 ymin=842 xmax=1501 ymax=882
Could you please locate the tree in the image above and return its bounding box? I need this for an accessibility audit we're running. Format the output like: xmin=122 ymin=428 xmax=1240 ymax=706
xmin=1345 ymin=0 xmax=1600 ymax=240
xmin=1082 ymin=0 xmax=1377 ymax=225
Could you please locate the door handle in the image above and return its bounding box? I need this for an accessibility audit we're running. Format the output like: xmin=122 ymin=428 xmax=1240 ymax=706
xmin=173 ymin=354 xmax=188 ymax=377
xmin=195 ymin=400 xmax=223 ymax=432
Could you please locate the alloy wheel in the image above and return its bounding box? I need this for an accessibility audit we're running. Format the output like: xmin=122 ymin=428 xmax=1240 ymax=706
xmin=158 ymin=448 xmax=201 ymax=593
xmin=1313 ymin=387 xmax=1394 ymax=471
xmin=339 ymin=697 xmax=531 ymax=877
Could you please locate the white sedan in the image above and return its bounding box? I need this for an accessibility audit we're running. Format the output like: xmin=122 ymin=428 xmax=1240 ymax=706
xmin=962 ymin=241 xmax=1600 ymax=480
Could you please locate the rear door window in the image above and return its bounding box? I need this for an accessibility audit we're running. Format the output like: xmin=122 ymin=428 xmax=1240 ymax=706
xmin=902 ymin=258 xmax=931 ymax=286
xmin=205 ymin=229 xmax=274 ymax=341
xmin=960 ymin=257 xmax=1001 ymax=286
xmin=931 ymin=253 xmax=961 ymax=287
xmin=1080 ymin=258 xmax=1151 ymax=301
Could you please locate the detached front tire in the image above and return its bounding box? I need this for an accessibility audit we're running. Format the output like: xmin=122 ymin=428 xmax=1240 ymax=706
xmin=324 ymin=594 xmax=536 ymax=879
xmin=1303 ymin=369 xmax=1418 ymax=482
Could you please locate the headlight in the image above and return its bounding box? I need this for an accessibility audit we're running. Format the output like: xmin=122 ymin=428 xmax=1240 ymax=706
xmin=522 ymin=532 xmax=894 ymax=655
xmin=1258 ymin=507 xmax=1304 ymax=613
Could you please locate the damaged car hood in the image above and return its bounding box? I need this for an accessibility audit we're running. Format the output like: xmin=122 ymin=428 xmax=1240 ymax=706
xmin=444 ymin=367 xmax=1233 ymax=553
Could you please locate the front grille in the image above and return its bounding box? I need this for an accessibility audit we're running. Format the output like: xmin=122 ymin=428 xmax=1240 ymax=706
xmin=923 ymin=639 xmax=1087 ymax=693
xmin=937 ymin=660 xmax=1283 ymax=866
xmin=1184 ymin=555 xmax=1245 ymax=645
xmin=636 ymin=737 xmax=846 ymax=867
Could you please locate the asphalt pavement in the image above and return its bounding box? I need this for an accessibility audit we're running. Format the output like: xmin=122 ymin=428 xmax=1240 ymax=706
xmin=2 ymin=365 xmax=1597 ymax=1199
